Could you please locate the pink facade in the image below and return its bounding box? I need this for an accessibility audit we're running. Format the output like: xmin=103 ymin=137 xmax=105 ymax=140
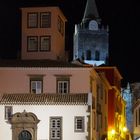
xmin=0 ymin=67 xmax=91 ymax=94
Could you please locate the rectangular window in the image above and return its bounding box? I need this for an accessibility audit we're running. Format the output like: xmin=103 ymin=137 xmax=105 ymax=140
xmin=50 ymin=117 xmax=62 ymax=140
xmin=5 ymin=106 xmax=13 ymax=120
xmin=57 ymin=80 xmax=69 ymax=94
xmin=27 ymin=13 xmax=38 ymax=28
xmin=27 ymin=36 xmax=38 ymax=51
xmin=40 ymin=12 xmax=51 ymax=28
xmin=30 ymin=76 xmax=43 ymax=94
xmin=40 ymin=36 xmax=51 ymax=51
xmin=57 ymin=16 xmax=64 ymax=36
xmin=75 ymin=116 xmax=84 ymax=132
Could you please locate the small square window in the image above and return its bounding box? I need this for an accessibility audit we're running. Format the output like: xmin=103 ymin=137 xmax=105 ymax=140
xmin=27 ymin=13 xmax=38 ymax=28
xmin=40 ymin=12 xmax=51 ymax=28
xmin=27 ymin=36 xmax=38 ymax=51
xmin=75 ymin=116 xmax=84 ymax=132
xmin=5 ymin=106 xmax=13 ymax=120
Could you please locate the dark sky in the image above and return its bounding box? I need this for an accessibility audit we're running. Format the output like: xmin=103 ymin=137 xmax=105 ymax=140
xmin=0 ymin=0 xmax=139 ymax=86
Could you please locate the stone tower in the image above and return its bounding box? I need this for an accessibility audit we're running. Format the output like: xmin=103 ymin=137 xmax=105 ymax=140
xmin=73 ymin=0 xmax=109 ymax=66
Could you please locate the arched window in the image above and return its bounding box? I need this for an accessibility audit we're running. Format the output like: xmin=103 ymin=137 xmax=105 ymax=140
xmin=95 ymin=50 xmax=100 ymax=60
xmin=19 ymin=130 xmax=32 ymax=140
xmin=86 ymin=50 xmax=91 ymax=60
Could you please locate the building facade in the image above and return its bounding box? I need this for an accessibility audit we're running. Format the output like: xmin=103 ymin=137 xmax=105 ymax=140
xmin=0 ymin=93 xmax=91 ymax=140
xmin=0 ymin=2 xmax=128 ymax=140
xmin=95 ymin=67 xmax=128 ymax=140
xmin=21 ymin=7 xmax=67 ymax=61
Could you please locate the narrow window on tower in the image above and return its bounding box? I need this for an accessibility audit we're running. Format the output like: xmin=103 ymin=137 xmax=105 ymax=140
xmin=40 ymin=12 xmax=51 ymax=28
xmin=40 ymin=36 xmax=51 ymax=51
xmin=95 ymin=50 xmax=100 ymax=60
xmin=27 ymin=13 xmax=38 ymax=28
xmin=57 ymin=16 xmax=64 ymax=36
xmin=27 ymin=36 xmax=38 ymax=51
xmin=86 ymin=50 xmax=91 ymax=60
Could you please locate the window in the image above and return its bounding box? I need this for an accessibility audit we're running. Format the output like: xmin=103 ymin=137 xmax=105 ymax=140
xmin=57 ymin=16 xmax=64 ymax=36
xmin=30 ymin=76 xmax=43 ymax=94
xmin=50 ymin=117 xmax=62 ymax=140
xmin=40 ymin=12 xmax=51 ymax=28
xmin=30 ymin=80 xmax=42 ymax=94
xmin=5 ymin=106 xmax=13 ymax=120
xmin=75 ymin=116 xmax=84 ymax=132
xmin=27 ymin=36 xmax=38 ymax=51
xmin=40 ymin=36 xmax=51 ymax=51
xmin=27 ymin=13 xmax=38 ymax=28
xmin=57 ymin=80 xmax=69 ymax=94
xmin=18 ymin=130 xmax=32 ymax=140
xmin=86 ymin=50 xmax=91 ymax=60
xmin=95 ymin=50 xmax=100 ymax=60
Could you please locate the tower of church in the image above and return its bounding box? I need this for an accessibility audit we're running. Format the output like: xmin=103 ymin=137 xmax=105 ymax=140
xmin=73 ymin=0 xmax=109 ymax=66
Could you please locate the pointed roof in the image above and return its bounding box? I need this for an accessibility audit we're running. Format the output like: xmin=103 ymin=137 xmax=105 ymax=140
xmin=82 ymin=0 xmax=100 ymax=22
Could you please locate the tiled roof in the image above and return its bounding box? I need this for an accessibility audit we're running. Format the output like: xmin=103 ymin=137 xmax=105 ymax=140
xmin=0 ymin=93 xmax=88 ymax=105
xmin=0 ymin=59 xmax=88 ymax=68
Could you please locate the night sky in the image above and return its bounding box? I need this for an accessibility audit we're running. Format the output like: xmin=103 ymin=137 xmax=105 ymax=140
xmin=0 ymin=0 xmax=139 ymax=86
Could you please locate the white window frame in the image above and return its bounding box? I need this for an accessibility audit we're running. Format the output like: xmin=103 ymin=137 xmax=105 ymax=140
xmin=30 ymin=80 xmax=42 ymax=94
xmin=57 ymin=80 xmax=69 ymax=94
xmin=50 ymin=117 xmax=62 ymax=140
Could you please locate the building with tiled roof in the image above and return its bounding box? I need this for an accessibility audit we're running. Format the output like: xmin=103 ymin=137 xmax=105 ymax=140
xmin=0 ymin=93 xmax=91 ymax=140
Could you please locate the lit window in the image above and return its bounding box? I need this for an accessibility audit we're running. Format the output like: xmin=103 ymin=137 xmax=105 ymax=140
xmin=40 ymin=36 xmax=51 ymax=51
xmin=75 ymin=116 xmax=84 ymax=132
xmin=40 ymin=12 xmax=51 ymax=28
xmin=5 ymin=106 xmax=13 ymax=120
xmin=50 ymin=117 xmax=62 ymax=140
xmin=27 ymin=36 xmax=38 ymax=51
xmin=27 ymin=13 xmax=38 ymax=28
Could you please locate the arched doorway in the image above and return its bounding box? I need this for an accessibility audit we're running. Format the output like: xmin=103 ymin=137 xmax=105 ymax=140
xmin=19 ymin=130 xmax=32 ymax=140
xmin=10 ymin=110 xmax=40 ymax=140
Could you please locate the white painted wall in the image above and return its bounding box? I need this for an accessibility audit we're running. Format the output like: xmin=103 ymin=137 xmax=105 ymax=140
xmin=0 ymin=104 xmax=89 ymax=140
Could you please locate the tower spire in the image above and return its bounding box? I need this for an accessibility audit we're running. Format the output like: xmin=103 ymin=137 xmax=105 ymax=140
xmin=82 ymin=0 xmax=100 ymax=23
